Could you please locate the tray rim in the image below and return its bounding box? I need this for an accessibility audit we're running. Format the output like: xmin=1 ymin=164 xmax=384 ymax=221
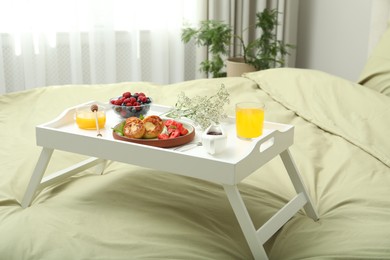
xmin=35 ymin=101 xmax=294 ymax=165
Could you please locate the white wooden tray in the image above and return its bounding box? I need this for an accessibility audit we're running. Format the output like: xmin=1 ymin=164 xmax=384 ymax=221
xmin=35 ymin=101 xmax=294 ymax=185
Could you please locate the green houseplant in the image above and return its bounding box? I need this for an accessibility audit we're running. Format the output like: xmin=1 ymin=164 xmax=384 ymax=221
xmin=182 ymin=20 xmax=232 ymax=78
xmin=181 ymin=8 xmax=293 ymax=77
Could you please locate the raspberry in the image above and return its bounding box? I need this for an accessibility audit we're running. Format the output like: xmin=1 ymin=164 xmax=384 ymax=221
xmin=122 ymin=92 xmax=131 ymax=98
xmin=138 ymin=96 xmax=146 ymax=103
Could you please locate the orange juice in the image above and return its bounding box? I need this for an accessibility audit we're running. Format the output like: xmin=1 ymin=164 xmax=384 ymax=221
xmin=76 ymin=111 xmax=106 ymax=130
xmin=236 ymin=103 xmax=264 ymax=138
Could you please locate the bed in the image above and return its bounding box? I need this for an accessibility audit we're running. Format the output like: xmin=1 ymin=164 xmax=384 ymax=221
xmin=1 ymin=25 xmax=390 ymax=260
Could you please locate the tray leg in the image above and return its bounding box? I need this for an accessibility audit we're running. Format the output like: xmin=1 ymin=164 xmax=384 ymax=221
xmin=223 ymin=184 xmax=269 ymax=260
xmin=280 ymin=149 xmax=319 ymax=221
xmin=21 ymin=147 xmax=54 ymax=208
xmin=95 ymin=160 xmax=107 ymax=175
xmin=21 ymin=148 xmax=106 ymax=208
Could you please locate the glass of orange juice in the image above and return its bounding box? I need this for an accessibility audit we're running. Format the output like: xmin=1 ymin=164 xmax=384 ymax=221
xmin=75 ymin=105 xmax=106 ymax=130
xmin=235 ymin=102 xmax=265 ymax=139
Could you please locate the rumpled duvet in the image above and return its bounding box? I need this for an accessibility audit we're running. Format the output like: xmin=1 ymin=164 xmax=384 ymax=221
xmin=1 ymin=68 xmax=389 ymax=259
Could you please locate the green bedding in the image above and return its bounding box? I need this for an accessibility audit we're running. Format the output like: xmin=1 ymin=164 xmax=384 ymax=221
xmin=1 ymin=68 xmax=389 ymax=259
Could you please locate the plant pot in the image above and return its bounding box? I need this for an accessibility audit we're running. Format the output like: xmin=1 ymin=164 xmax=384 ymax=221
xmin=226 ymin=57 xmax=257 ymax=77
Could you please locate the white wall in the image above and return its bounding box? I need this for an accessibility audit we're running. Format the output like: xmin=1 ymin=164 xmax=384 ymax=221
xmin=295 ymin=0 xmax=373 ymax=81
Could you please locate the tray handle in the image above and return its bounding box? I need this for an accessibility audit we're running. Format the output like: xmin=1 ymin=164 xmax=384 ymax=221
xmin=244 ymin=127 xmax=294 ymax=168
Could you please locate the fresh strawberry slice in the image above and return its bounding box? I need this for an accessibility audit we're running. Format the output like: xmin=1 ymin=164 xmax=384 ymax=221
xmin=158 ymin=133 xmax=169 ymax=140
xmin=169 ymin=129 xmax=180 ymax=138
xmin=176 ymin=123 xmax=184 ymax=132
xmin=179 ymin=127 xmax=188 ymax=136
xmin=167 ymin=127 xmax=175 ymax=135
xmin=164 ymin=119 xmax=176 ymax=127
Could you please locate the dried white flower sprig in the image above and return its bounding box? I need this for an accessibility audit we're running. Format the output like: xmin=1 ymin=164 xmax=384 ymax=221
xmin=164 ymin=84 xmax=230 ymax=130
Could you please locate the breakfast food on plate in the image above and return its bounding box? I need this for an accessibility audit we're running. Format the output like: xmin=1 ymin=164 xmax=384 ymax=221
xmin=142 ymin=115 xmax=164 ymax=139
xmin=115 ymin=115 xmax=190 ymax=140
xmin=123 ymin=117 xmax=145 ymax=138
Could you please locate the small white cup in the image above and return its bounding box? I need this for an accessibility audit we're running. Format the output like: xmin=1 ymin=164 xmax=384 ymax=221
xmin=202 ymin=125 xmax=227 ymax=155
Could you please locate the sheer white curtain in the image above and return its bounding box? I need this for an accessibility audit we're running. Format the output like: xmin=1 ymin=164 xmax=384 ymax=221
xmin=0 ymin=0 xmax=204 ymax=94
xmin=0 ymin=0 xmax=296 ymax=94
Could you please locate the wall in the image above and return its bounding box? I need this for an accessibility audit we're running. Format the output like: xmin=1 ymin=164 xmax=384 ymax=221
xmin=295 ymin=0 xmax=373 ymax=81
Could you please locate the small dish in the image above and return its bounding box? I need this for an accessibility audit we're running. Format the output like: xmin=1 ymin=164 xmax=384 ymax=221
xmin=201 ymin=125 xmax=227 ymax=154
xmin=109 ymin=96 xmax=152 ymax=118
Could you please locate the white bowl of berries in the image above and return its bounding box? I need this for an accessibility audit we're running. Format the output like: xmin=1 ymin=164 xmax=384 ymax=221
xmin=109 ymin=91 xmax=152 ymax=118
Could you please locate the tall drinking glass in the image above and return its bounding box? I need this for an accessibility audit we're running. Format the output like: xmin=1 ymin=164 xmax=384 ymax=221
xmin=235 ymin=102 xmax=265 ymax=139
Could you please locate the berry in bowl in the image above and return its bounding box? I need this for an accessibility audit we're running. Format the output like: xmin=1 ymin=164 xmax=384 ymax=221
xmin=109 ymin=92 xmax=152 ymax=118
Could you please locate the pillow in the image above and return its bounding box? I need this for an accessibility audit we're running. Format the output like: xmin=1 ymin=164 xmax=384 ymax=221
xmin=244 ymin=68 xmax=390 ymax=167
xmin=358 ymin=21 xmax=390 ymax=97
